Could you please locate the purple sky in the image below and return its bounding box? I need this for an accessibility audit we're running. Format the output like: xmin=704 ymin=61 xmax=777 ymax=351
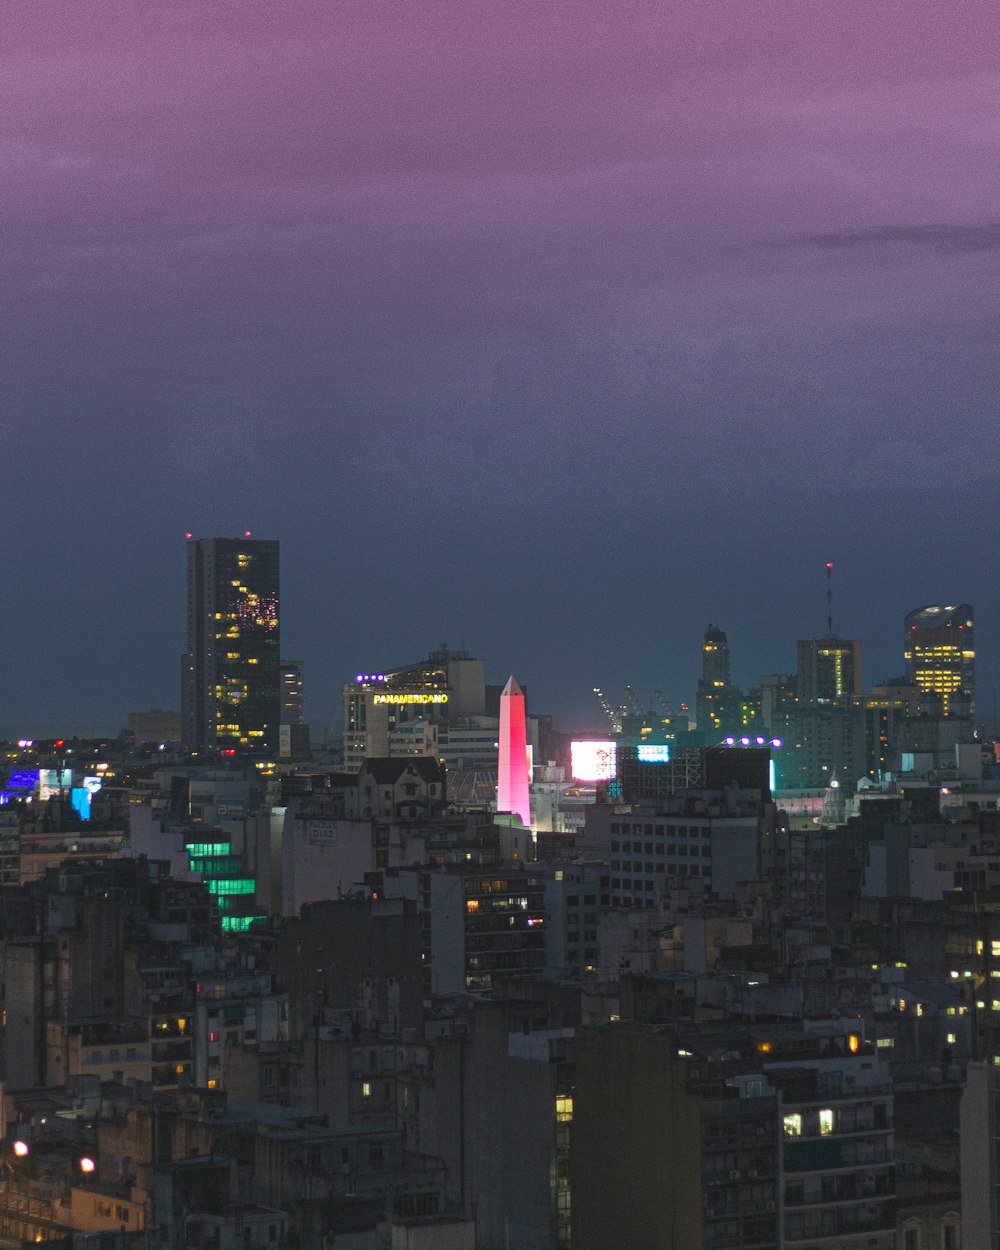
xmin=4 ymin=1 xmax=1000 ymax=736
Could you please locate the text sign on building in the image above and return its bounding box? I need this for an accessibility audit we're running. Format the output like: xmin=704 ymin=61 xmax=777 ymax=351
xmin=308 ymin=821 xmax=338 ymax=844
xmin=373 ymin=693 xmax=449 ymax=705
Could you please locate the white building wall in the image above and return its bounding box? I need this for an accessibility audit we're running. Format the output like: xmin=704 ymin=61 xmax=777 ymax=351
xmin=281 ymin=817 xmax=374 ymax=916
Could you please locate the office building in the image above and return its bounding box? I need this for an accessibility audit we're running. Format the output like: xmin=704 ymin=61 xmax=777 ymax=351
xmin=128 ymin=708 xmax=182 ymax=747
xmin=778 ymin=703 xmax=863 ymax=790
xmin=904 ymin=604 xmax=975 ymax=717
xmin=279 ymin=659 xmax=304 ymax=724
xmin=343 ymin=646 xmax=487 ymax=772
xmin=696 ymin=625 xmax=743 ymax=737
xmin=759 ymin=673 xmax=796 ymax=733
xmin=181 ymin=537 xmax=281 ymax=755
xmin=796 ymin=636 xmax=862 ymax=703
xmin=279 ymin=659 xmax=310 ymax=758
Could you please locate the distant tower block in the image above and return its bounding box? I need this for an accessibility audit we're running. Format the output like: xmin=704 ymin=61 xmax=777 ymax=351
xmin=497 ymin=676 xmax=532 ymax=828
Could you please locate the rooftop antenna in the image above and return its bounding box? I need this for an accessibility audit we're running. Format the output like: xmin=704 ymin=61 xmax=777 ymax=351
xmin=825 ymin=561 xmax=834 ymax=636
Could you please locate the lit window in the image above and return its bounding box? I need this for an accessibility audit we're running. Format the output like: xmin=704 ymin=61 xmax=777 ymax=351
xmin=819 ymin=1108 xmax=834 ymax=1135
xmin=362 ymin=1082 xmax=371 ymax=1098
xmin=783 ymin=1113 xmax=802 ymax=1138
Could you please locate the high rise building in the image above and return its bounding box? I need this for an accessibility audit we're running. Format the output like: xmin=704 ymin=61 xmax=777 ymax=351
xmin=796 ymin=636 xmax=862 ymax=703
xmin=497 ymin=675 xmax=531 ymax=828
xmin=280 ymin=660 xmax=305 ymax=725
xmin=278 ymin=659 xmax=310 ymax=759
xmin=904 ymin=603 xmax=975 ymax=717
xmin=701 ymin=624 xmax=730 ymax=686
xmin=696 ymin=625 xmax=742 ymax=737
xmin=343 ymin=645 xmax=487 ymax=772
xmin=181 ymin=537 xmax=280 ymax=755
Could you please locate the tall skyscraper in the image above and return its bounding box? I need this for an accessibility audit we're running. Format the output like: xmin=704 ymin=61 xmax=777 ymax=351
xmin=904 ymin=603 xmax=974 ymax=717
xmin=696 ymin=625 xmax=741 ymax=737
xmin=280 ymin=660 xmax=305 ymax=724
xmin=181 ymin=537 xmax=280 ymax=754
xmin=497 ymin=675 xmax=531 ymax=828
xmin=796 ymin=636 xmax=862 ymax=703
xmin=701 ymin=624 xmax=730 ymax=686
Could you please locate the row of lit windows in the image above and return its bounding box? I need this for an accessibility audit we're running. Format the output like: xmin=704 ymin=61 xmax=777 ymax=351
xmin=204 ymin=878 xmax=256 ymax=896
xmin=221 ymin=914 xmax=264 ymax=932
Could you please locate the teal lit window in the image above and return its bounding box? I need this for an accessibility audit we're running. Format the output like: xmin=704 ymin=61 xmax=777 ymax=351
xmin=205 ymin=878 xmax=256 ymax=896
xmin=189 ymin=856 xmax=242 ymax=875
xmin=221 ymin=914 xmax=265 ymax=932
xmin=186 ymin=842 xmax=231 ymax=858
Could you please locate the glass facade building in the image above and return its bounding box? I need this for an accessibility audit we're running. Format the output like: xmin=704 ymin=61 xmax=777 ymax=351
xmin=904 ymin=604 xmax=974 ymax=717
xmin=181 ymin=537 xmax=281 ymax=754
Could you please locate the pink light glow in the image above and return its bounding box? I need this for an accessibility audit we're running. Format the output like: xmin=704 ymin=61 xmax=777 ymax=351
xmin=497 ymin=675 xmax=531 ymax=829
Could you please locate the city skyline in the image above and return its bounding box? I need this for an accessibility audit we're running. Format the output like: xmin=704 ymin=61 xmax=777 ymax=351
xmin=1 ymin=7 xmax=996 ymax=1246
xmin=0 ymin=531 xmax=988 ymax=740
xmin=4 ymin=2 xmax=999 ymax=734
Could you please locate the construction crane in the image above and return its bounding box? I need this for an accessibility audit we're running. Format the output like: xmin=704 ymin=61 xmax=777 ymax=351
xmin=654 ymin=689 xmax=673 ymax=717
xmin=623 ymin=684 xmax=644 ymax=715
xmin=593 ymin=687 xmax=623 ymax=733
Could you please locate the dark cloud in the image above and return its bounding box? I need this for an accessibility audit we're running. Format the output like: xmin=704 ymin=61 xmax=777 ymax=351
xmin=800 ymin=221 xmax=1000 ymax=253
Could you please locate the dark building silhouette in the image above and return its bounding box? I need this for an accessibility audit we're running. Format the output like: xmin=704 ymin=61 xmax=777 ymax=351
xmin=796 ymin=636 xmax=862 ymax=703
xmin=697 ymin=625 xmax=742 ymax=738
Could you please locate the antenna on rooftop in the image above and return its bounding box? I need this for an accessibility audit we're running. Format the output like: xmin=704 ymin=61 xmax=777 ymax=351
xmin=825 ymin=562 xmax=834 ymax=636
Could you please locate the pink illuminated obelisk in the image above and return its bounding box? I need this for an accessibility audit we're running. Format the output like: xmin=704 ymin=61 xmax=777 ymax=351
xmin=497 ymin=675 xmax=532 ymax=828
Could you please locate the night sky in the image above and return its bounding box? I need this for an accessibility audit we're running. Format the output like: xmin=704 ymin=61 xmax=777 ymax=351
xmin=4 ymin=1 xmax=1000 ymax=738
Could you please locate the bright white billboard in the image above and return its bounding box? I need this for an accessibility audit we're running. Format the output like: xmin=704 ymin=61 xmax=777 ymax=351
xmin=570 ymin=740 xmax=617 ymax=782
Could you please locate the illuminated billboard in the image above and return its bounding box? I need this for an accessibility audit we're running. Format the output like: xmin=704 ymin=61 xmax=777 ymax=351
xmin=39 ymin=769 xmax=72 ymax=801
xmin=1 ymin=768 xmax=39 ymax=807
xmin=373 ymin=693 xmax=448 ymax=705
xmin=636 ymin=743 xmax=671 ymax=763
xmin=570 ymin=741 xmax=617 ymax=782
